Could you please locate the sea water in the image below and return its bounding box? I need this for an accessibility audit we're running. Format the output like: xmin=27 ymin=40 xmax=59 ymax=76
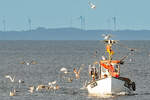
xmin=0 ymin=40 xmax=149 ymax=100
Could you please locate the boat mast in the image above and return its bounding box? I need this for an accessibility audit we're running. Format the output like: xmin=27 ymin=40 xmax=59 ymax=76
xmin=99 ymin=34 xmax=120 ymax=78
xmin=105 ymin=38 xmax=116 ymax=61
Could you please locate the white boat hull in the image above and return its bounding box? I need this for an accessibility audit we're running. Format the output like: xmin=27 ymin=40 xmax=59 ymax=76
xmin=86 ymin=77 xmax=131 ymax=95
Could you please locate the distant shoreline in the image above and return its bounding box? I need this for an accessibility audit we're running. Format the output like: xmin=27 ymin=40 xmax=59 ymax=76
xmin=0 ymin=27 xmax=150 ymax=40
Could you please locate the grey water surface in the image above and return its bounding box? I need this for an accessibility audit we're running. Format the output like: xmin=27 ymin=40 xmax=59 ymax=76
xmin=0 ymin=40 xmax=149 ymax=100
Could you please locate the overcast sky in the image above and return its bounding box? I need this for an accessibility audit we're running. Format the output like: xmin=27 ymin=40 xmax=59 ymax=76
xmin=0 ymin=0 xmax=149 ymax=31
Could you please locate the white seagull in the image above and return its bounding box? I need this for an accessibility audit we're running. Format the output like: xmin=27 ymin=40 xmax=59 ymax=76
xmin=73 ymin=64 xmax=85 ymax=79
xmin=5 ymin=75 xmax=15 ymax=82
xmin=9 ymin=89 xmax=16 ymax=96
xmin=20 ymin=60 xmax=37 ymax=66
xmin=20 ymin=61 xmax=30 ymax=66
xmin=48 ymin=80 xmax=57 ymax=86
xmin=18 ymin=79 xmax=24 ymax=83
xmin=60 ymin=67 xmax=68 ymax=74
xmin=102 ymin=56 xmax=106 ymax=60
xmin=89 ymin=1 xmax=96 ymax=9
xmin=28 ymin=86 xmax=35 ymax=93
xmin=102 ymin=34 xmax=112 ymax=40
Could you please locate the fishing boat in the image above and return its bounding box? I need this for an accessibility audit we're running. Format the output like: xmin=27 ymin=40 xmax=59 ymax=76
xmin=86 ymin=34 xmax=136 ymax=95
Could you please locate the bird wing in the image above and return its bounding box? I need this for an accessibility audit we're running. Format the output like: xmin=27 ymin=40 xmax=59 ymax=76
xmin=52 ymin=81 xmax=56 ymax=84
xmin=88 ymin=1 xmax=91 ymax=5
xmin=78 ymin=64 xmax=85 ymax=74
xmin=5 ymin=75 xmax=14 ymax=82
xmin=20 ymin=61 xmax=25 ymax=64
xmin=5 ymin=75 xmax=10 ymax=78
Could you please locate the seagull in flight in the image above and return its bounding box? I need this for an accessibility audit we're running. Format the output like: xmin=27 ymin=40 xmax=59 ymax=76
xmin=102 ymin=34 xmax=112 ymax=40
xmin=5 ymin=75 xmax=15 ymax=82
xmin=73 ymin=64 xmax=85 ymax=79
xmin=20 ymin=60 xmax=37 ymax=66
xmin=88 ymin=1 xmax=96 ymax=9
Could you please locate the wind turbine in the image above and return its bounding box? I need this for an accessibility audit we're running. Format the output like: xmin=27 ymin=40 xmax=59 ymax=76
xmin=112 ymin=16 xmax=116 ymax=31
xmin=70 ymin=17 xmax=73 ymax=28
xmin=28 ymin=18 xmax=32 ymax=31
xmin=71 ymin=16 xmax=86 ymax=30
xmin=2 ymin=17 xmax=6 ymax=32
xmin=77 ymin=16 xmax=85 ymax=30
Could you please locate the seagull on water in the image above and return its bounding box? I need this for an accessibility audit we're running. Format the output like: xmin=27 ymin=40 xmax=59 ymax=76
xmin=18 ymin=79 xmax=24 ymax=83
xmin=48 ymin=80 xmax=57 ymax=86
xmin=28 ymin=86 xmax=35 ymax=93
xmin=9 ymin=89 xmax=16 ymax=96
xmin=60 ymin=67 xmax=69 ymax=74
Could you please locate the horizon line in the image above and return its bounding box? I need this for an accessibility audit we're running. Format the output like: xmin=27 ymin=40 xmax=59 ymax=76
xmin=1 ymin=27 xmax=150 ymax=32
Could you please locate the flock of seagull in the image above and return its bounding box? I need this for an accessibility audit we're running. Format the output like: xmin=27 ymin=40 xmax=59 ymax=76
xmin=5 ymin=74 xmax=60 ymax=96
xmin=4 ymin=2 xmax=97 ymax=96
xmin=4 ymin=60 xmax=86 ymax=97
xmin=4 ymin=34 xmax=139 ymax=97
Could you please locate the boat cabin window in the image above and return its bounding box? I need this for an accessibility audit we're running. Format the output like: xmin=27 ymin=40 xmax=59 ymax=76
xmin=101 ymin=66 xmax=109 ymax=78
xmin=112 ymin=63 xmax=120 ymax=73
xmin=100 ymin=63 xmax=120 ymax=78
xmin=88 ymin=65 xmax=99 ymax=80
